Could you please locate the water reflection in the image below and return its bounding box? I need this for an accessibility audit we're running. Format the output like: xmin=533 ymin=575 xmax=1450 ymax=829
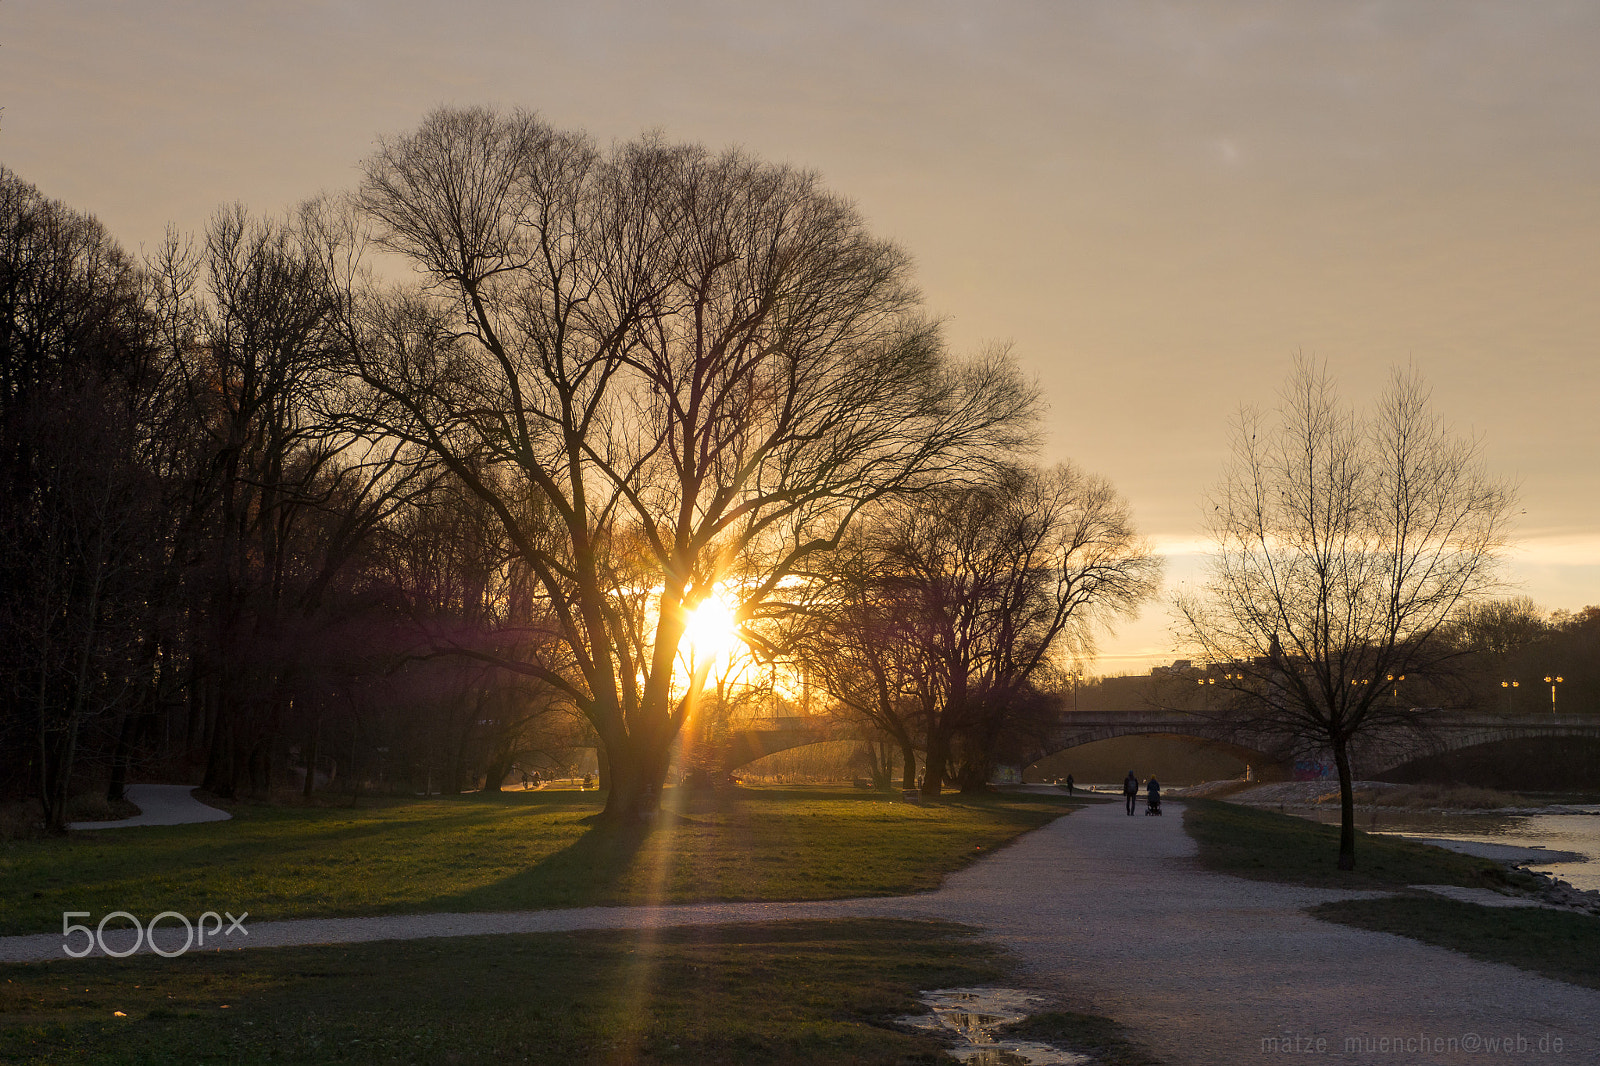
xmin=1295 ymin=806 xmax=1600 ymax=890
xmin=902 ymin=987 xmax=1091 ymax=1065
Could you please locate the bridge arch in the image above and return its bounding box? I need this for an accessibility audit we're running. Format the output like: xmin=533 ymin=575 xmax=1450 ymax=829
xmin=720 ymin=718 xmax=843 ymax=772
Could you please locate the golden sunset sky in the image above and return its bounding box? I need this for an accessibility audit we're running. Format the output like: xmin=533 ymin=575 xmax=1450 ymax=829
xmin=5 ymin=2 xmax=1596 ymax=672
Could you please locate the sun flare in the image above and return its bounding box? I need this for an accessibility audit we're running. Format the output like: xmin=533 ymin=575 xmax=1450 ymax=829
xmin=682 ymin=591 xmax=744 ymax=666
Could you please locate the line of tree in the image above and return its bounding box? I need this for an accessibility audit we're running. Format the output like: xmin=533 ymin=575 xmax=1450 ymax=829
xmin=2 ymin=106 xmax=1159 ymax=830
xmin=1446 ymin=597 xmax=1600 ymax=715
xmin=1 ymin=165 xmax=585 ymax=830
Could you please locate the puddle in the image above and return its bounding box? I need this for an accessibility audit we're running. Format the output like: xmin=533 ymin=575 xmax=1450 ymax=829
xmin=901 ymin=987 xmax=1092 ymax=1065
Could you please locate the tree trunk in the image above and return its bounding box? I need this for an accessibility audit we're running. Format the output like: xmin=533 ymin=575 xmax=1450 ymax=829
xmin=108 ymin=709 xmax=138 ymax=803
xmin=302 ymin=712 xmax=320 ymax=799
xmin=1333 ymin=739 xmax=1356 ymax=871
xmin=899 ymin=737 xmax=917 ymax=791
xmin=921 ymin=727 xmax=950 ymax=799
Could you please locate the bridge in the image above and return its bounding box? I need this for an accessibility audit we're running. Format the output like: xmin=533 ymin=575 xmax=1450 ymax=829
xmin=720 ymin=709 xmax=1600 ymax=776
xmin=721 ymin=716 xmax=839 ymax=771
xmin=1031 ymin=709 xmax=1600 ymax=776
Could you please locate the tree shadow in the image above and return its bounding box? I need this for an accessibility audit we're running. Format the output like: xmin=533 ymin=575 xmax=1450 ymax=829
xmin=431 ymin=818 xmax=658 ymax=912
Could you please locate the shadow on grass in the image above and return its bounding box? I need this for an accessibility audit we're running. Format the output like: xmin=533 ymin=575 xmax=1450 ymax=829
xmin=0 ymin=919 xmax=1007 ymax=1066
xmin=434 ymin=818 xmax=657 ymax=912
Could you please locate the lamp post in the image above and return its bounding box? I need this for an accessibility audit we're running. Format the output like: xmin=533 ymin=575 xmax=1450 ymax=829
xmin=1543 ymin=676 xmax=1564 ymax=716
xmin=1386 ymin=674 xmax=1406 ymax=710
xmin=1500 ymin=679 xmax=1519 ymax=713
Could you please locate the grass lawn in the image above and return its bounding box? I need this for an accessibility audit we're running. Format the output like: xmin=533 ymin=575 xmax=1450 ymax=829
xmin=0 ymin=919 xmax=993 ymax=1064
xmin=0 ymin=918 xmax=1156 ymax=1065
xmin=1182 ymin=799 xmax=1535 ymax=891
xmin=1310 ymin=896 xmax=1600 ymax=991
xmin=0 ymin=787 xmax=1085 ymax=936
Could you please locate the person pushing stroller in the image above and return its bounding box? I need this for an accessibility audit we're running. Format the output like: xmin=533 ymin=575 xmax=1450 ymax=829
xmin=1145 ymin=776 xmax=1162 ymax=816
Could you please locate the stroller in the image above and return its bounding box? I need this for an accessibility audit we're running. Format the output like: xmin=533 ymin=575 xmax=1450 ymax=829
xmin=1145 ymin=783 xmax=1163 ymax=816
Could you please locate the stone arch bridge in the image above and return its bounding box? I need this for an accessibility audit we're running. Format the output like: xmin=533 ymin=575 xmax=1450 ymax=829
xmin=721 ymin=711 xmax=1600 ymax=776
xmin=1021 ymin=710 xmax=1600 ymax=776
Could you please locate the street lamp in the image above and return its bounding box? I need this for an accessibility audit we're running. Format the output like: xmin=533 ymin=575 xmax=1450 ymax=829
xmin=1543 ymin=676 xmax=1564 ymax=715
xmin=1500 ymin=679 xmax=1519 ymax=713
xmin=1386 ymin=674 xmax=1406 ymax=709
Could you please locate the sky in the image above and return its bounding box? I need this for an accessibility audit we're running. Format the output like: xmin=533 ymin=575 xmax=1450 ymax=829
xmin=4 ymin=1 xmax=1597 ymax=673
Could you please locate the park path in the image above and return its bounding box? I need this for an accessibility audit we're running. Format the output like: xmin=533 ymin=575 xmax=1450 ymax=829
xmin=8 ymin=798 xmax=1597 ymax=1064
xmin=67 ymin=784 xmax=231 ymax=830
xmin=900 ymin=799 xmax=1598 ymax=1065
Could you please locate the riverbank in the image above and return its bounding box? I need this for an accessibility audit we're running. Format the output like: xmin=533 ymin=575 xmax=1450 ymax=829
xmin=1179 ymin=780 xmax=1600 ymax=911
xmin=1177 ymin=778 xmax=1600 ymax=814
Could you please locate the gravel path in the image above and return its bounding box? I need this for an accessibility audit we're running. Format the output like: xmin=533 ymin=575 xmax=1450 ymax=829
xmin=10 ymin=798 xmax=1597 ymax=1063
xmin=917 ymin=800 xmax=1598 ymax=1065
xmin=67 ymin=784 xmax=231 ymax=830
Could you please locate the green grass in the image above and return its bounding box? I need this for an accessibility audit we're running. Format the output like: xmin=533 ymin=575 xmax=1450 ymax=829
xmin=0 ymin=787 xmax=1085 ymax=935
xmin=0 ymin=919 xmax=1154 ymax=1065
xmin=1310 ymin=896 xmax=1600 ymax=991
xmin=0 ymin=919 xmax=1001 ymax=1064
xmin=1182 ymin=798 xmax=1534 ymax=891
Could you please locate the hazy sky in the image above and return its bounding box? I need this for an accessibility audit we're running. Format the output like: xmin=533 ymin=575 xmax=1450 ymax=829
xmin=5 ymin=2 xmax=1597 ymax=671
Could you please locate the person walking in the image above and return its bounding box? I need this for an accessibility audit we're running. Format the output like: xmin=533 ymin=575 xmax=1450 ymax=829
xmin=1065 ymin=773 xmax=1075 ymax=796
xmin=1123 ymin=770 xmax=1139 ymax=815
xmin=1145 ymin=776 xmax=1161 ymax=816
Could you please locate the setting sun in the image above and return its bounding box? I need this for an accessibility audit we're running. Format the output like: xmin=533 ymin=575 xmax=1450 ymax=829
xmin=681 ymin=590 xmax=745 ymax=666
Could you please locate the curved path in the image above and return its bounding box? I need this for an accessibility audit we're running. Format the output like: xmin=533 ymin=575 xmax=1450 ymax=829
xmin=10 ymin=800 xmax=1597 ymax=1063
xmin=67 ymin=784 xmax=231 ymax=830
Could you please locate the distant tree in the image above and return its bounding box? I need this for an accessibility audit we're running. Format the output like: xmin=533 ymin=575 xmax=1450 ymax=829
xmin=1176 ymin=359 xmax=1515 ymax=869
xmin=788 ymin=534 xmax=929 ymax=791
xmin=802 ymin=463 xmax=1158 ymax=797
xmin=350 ymin=106 xmax=1036 ymax=823
xmin=1451 ymin=596 xmax=1548 ymax=660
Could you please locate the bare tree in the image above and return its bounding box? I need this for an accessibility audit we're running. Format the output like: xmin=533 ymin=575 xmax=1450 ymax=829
xmin=897 ymin=464 xmax=1159 ymax=795
xmin=1176 ymin=359 xmax=1515 ymax=869
xmin=152 ymin=206 xmax=428 ymax=797
xmin=800 ymin=463 xmax=1159 ymax=797
xmin=791 ymin=536 xmax=929 ymax=791
xmin=350 ymin=107 xmax=1036 ymax=822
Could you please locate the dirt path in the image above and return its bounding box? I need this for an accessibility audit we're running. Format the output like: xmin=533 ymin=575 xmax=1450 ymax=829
xmin=11 ymin=799 xmax=1597 ymax=1063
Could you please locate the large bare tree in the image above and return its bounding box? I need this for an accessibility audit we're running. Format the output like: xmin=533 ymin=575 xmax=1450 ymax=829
xmin=351 ymin=107 xmax=1036 ymax=822
xmin=1176 ymin=359 xmax=1515 ymax=869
